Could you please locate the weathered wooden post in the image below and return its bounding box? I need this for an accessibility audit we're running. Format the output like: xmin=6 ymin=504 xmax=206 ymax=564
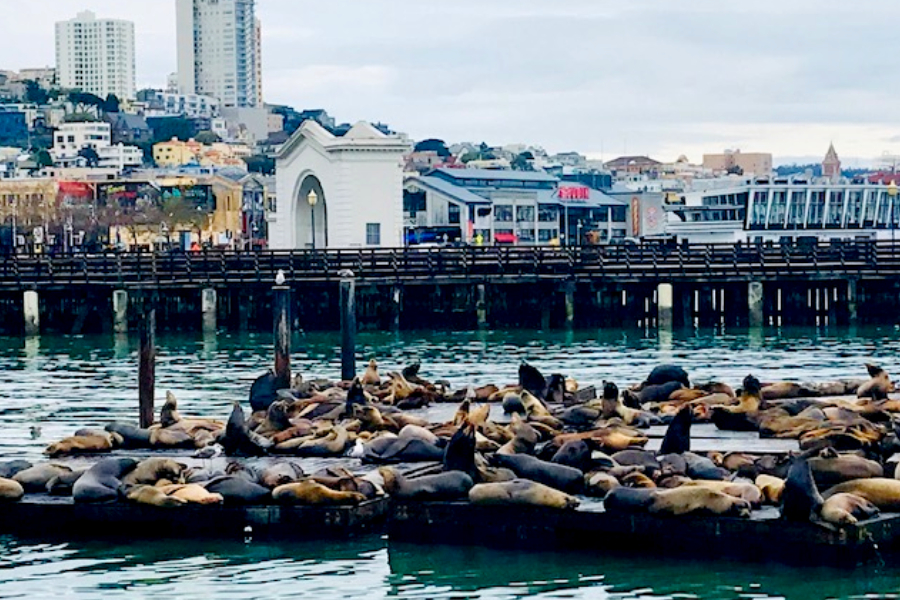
xmin=476 ymin=283 xmax=488 ymax=329
xmin=273 ymin=269 xmax=291 ymax=389
xmin=23 ymin=289 xmax=39 ymax=336
xmin=564 ymin=280 xmax=576 ymax=328
xmin=138 ymin=303 xmax=156 ymax=428
xmin=112 ymin=289 xmax=129 ymax=334
xmin=657 ymin=283 xmax=674 ymax=330
xmin=340 ymin=269 xmax=357 ymax=381
xmin=748 ymin=281 xmax=764 ymax=328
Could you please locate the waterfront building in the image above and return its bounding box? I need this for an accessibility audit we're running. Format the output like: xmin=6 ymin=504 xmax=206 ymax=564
xmin=55 ymin=11 xmax=136 ymax=100
xmin=604 ymin=155 xmax=662 ymax=178
xmin=402 ymin=168 xmax=634 ymax=246
xmin=703 ymin=149 xmax=773 ymax=178
xmin=271 ymin=120 xmax=411 ymax=249
xmin=176 ymin=0 xmax=261 ymax=108
xmin=51 ymin=122 xmax=142 ymax=171
xmin=666 ymin=176 xmax=900 ymax=244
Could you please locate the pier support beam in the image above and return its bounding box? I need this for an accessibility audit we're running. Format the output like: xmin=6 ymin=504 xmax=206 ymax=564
xmin=847 ymin=279 xmax=858 ymax=325
xmin=748 ymin=281 xmax=764 ymax=328
xmin=113 ymin=290 xmax=128 ymax=334
xmin=476 ymin=284 xmax=488 ymax=329
xmin=340 ymin=271 xmax=357 ymax=382
xmin=657 ymin=283 xmax=674 ymax=329
xmin=138 ymin=308 xmax=155 ymax=428
xmin=390 ymin=286 xmax=402 ymax=332
xmin=23 ymin=290 xmax=39 ymax=336
xmin=273 ymin=275 xmax=291 ymax=390
xmin=564 ymin=281 xmax=575 ymax=328
xmin=201 ymin=288 xmax=217 ymax=333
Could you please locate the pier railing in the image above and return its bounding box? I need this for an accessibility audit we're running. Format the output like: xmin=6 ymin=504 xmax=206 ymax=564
xmin=0 ymin=240 xmax=894 ymax=290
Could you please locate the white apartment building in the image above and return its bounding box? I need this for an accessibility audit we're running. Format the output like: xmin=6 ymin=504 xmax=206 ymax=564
xmin=143 ymin=91 xmax=220 ymax=119
xmin=176 ymin=0 xmax=260 ymax=108
xmin=55 ymin=11 xmax=136 ymax=100
xmin=51 ymin=122 xmax=142 ymax=171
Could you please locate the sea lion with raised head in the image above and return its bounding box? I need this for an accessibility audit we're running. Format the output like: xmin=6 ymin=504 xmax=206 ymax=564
xmin=222 ymin=402 xmax=271 ymax=457
xmin=469 ymin=479 xmax=579 ymax=510
xmin=781 ymin=456 xmax=824 ymax=522
xmin=362 ymin=359 xmax=381 ymax=386
xmin=658 ymin=406 xmax=692 ymax=455
xmin=443 ymin=420 xmax=477 ymax=480
xmin=857 ymin=364 xmax=894 ymax=400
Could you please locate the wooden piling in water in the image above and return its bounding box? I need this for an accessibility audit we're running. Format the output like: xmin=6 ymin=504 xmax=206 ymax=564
xmin=273 ymin=271 xmax=291 ymax=390
xmin=340 ymin=271 xmax=357 ymax=381
xmin=138 ymin=307 xmax=155 ymax=428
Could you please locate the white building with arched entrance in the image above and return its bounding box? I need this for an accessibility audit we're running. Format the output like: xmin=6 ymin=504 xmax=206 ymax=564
xmin=270 ymin=120 xmax=410 ymax=249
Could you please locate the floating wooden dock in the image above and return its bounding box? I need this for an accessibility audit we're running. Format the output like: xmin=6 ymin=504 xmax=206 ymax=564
xmin=0 ymin=495 xmax=389 ymax=541
xmin=388 ymin=501 xmax=895 ymax=566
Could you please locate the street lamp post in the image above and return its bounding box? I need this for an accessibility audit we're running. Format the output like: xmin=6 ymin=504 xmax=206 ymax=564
xmin=307 ymin=189 xmax=318 ymax=250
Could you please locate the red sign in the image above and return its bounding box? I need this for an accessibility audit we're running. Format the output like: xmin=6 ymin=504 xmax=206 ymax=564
xmin=558 ymin=186 xmax=590 ymax=201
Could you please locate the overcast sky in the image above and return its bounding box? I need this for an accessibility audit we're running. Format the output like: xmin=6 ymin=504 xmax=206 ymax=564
xmin=4 ymin=1 xmax=900 ymax=165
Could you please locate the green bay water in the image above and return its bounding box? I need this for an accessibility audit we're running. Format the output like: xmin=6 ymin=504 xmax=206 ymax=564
xmin=2 ymin=327 xmax=900 ymax=598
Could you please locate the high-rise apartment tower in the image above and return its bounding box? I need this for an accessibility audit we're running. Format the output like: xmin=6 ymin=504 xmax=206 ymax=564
xmin=56 ymin=11 xmax=136 ymax=100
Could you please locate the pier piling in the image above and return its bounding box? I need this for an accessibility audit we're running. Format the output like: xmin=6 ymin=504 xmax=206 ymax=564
xmin=748 ymin=281 xmax=764 ymax=328
xmin=138 ymin=307 xmax=156 ymax=428
xmin=657 ymin=283 xmax=674 ymax=329
xmin=564 ymin=281 xmax=576 ymax=328
xmin=847 ymin=278 xmax=859 ymax=324
xmin=201 ymin=288 xmax=217 ymax=333
xmin=23 ymin=290 xmax=39 ymax=336
xmin=273 ymin=272 xmax=291 ymax=390
xmin=112 ymin=290 xmax=128 ymax=334
xmin=476 ymin=284 xmax=488 ymax=329
xmin=340 ymin=271 xmax=357 ymax=381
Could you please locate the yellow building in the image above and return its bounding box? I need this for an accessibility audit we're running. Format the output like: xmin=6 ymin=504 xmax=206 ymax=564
xmin=153 ymin=138 xmax=250 ymax=169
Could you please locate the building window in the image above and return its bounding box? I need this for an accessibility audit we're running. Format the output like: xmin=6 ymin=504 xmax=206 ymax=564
xmin=611 ymin=206 xmax=627 ymax=222
xmin=516 ymin=206 xmax=535 ymax=223
xmin=494 ymin=205 xmax=513 ymax=222
xmin=538 ymin=205 xmax=558 ymax=222
xmin=366 ymin=223 xmax=381 ymax=246
xmin=448 ymin=204 xmax=461 ymax=225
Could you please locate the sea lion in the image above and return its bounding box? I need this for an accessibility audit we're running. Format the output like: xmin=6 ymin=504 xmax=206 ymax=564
xmin=259 ymin=461 xmax=305 ymax=489
xmin=489 ymin=454 xmax=583 ymax=493
xmin=379 ymin=467 xmax=473 ymax=501
xmin=645 ymin=365 xmax=690 ymax=388
xmin=612 ymin=449 xmax=660 ymax=472
xmin=603 ymin=486 xmax=657 ymax=513
xmin=401 ymin=362 xmax=428 ymax=386
xmin=360 ymin=434 xmax=445 ymax=464
xmin=222 ymin=402 xmax=271 ymax=456
xmin=658 ymin=453 xmax=688 ymax=477
xmin=683 ymin=453 xmax=729 ymax=480
xmin=551 ymin=440 xmax=592 ymax=472
xmin=469 ymin=479 xmax=579 ymax=510
xmin=781 ymin=457 xmax=824 ymax=522
xmin=519 ymin=362 xmax=548 ymax=400
xmin=808 ymin=450 xmax=883 ymax=486
xmin=822 ymin=478 xmax=900 ymax=511
xmin=623 ymin=381 xmax=684 ymax=408
xmin=443 ymin=420 xmax=477 ymax=480
xmin=819 ymin=492 xmax=880 ymax=525
xmin=658 ymin=406 xmax=692 ymax=455
xmin=497 ymin=414 xmax=539 ymax=456
xmin=203 ymin=476 xmax=270 ymax=505
xmin=857 ymin=364 xmax=894 ymax=400
xmin=44 ymin=432 xmax=118 ymax=457
xmin=105 ymin=422 xmax=152 ymax=448
xmin=601 ymin=382 xmax=653 ymax=427
xmin=682 ymin=480 xmax=763 ymax=506
xmin=14 ymin=463 xmax=73 ymax=492
xmin=127 ymin=485 xmax=188 ymax=508
xmin=160 ymin=391 xmax=182 ymax=428
xmin=546 ymin=374 xmax=568 ymax=405
xmin=362 ymin=359 xmax=381 ymax=386
xmin=279 ymin=426 xmax=349 ymax=457
xmin=122 ymin=458 xmax=185 ymax=487
xmin=649 ymin=487 xmax=751 ymax=517
xmin=711 ymin=375 xmax=762 ymax=432
xmin=584 ymin=471 xmax=620 ymax=497
xmin=755 ymin=474 xmax=785 ymax=504
xmin=272 ymin=480 xmax=366 ymax=505
xmin=622 ymin=472 xmax=657 ymax=488
xmin=249 ymin=370 xmax=280 ymax=412
xmin=501 ymin=392 xmax=526 ymax=415
xmin=73 ymin=458 xmax=137 ymax=503
xmin=46 ymin=469 xmax=85 ymax=496
xmin=255 ymin=400 xmax=294 ymax=436
xmin=0 ymin=460 xmax=32 ymax=480
xmin=158 ymin=483 xmax=224 ymax=505
xmin=0 ymin=478 xmax=24 ymax=501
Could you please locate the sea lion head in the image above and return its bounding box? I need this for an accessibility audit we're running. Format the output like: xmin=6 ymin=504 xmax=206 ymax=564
xmin=742 ymin=375 xmax=762 ymax=395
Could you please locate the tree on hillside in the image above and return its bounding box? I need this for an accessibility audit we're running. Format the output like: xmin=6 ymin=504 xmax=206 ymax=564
xmin=243 ymin=154 xmax=275 ymax=175
xmin=511 ymin=152 xmax=534 ymax=171
xmin=78 ymin=147 xmax=100 ymax=167
xmin=149 ymin=117 xmax=195 ymax=144
xmin=23 ymin=80 xmax=48 ymax=105
xmin=414 ymin=138 xmax=451 ymax=157
xmin=67 ymin=91 xmax=104 ymax=115
xmin=194 ymin=130 xmax=221 ymax=145
xmin=103 ymin=94 xmax=120 ymax=114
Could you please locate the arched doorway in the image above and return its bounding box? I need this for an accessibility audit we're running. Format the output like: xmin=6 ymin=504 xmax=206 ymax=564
xmin=295 ymin=174 xmax=328 ymax=249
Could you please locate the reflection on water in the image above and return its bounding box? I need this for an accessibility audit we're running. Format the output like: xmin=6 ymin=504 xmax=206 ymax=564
xmin=1 ymin=326 xmax=900 ymax=598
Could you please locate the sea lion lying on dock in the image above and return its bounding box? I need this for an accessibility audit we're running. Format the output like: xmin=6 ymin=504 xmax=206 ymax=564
xmin=0 ymin=478 xmax=24 ymax=501
xmin=379 ymin=467 xmax=474 ymax=501
xmin=73 ymin=458 xmax=137 ymax=503
xmin=469 ymin=479 xmax=579 ymax=510
xmin=822 ymin=478 xmax=900 ymax=511
xmin=819 ymin=492 xmax=880 ymax=525
xmin=44 ymin=432 xmax=121 ymax=457
xmin=14 ymin=463 xmax=72 ymax=492
xmin=272 ymin=480 xmax=366 ymax=505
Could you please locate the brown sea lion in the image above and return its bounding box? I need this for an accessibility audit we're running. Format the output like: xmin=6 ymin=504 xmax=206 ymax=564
xmin=857 ymin=364 xmax=894 ymax=400
xmin=822 ymin=478 xmax=900 ymax=511
xmin=0 ymin=478 xmax=24 ymax=501
xmin=682 ymin=480 xmax=763 ymax=506
xmin=584 ymin=471 xmax=620 ymax=497
xmin=469 ymin=479 xmax=579 ymax=510
xmin=808 ymin=449 xmax=883 ymax=486
xmin=649 ymin=487 xmax=751 ymax=517
xmin=272 ymin=480 xmax=366 ymax=505
xmin=158 ymin=483 xmax=224 ymax=505
xmin=122 ymin=458 xmax=185 ymax=487
xmin=44 ymin=433 xmax=119 ymax=457
xmin=496 ymin=414 xmax=539 ymax=456
xmin=755 ymin=474 xmax=785 ymax=504
xmin=127 ymin=485 xmax=188 ymax=508
xmin=160 ymin=391 xmax=182 ymax=427
xmin=14 ymin=463 xmax=72 ymax=492
xmin=819 ymin=492 xmax=880 ymax=525
xmin=362 ymin=359 xmax=381 ymax=386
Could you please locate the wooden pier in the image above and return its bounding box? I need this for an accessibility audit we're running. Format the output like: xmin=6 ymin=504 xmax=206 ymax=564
xmin=2 ymin=240 xmax=900 ymax=333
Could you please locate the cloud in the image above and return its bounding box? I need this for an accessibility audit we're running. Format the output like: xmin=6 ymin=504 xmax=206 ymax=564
xmin=6 ymin=1 xmax=900 ymax=160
